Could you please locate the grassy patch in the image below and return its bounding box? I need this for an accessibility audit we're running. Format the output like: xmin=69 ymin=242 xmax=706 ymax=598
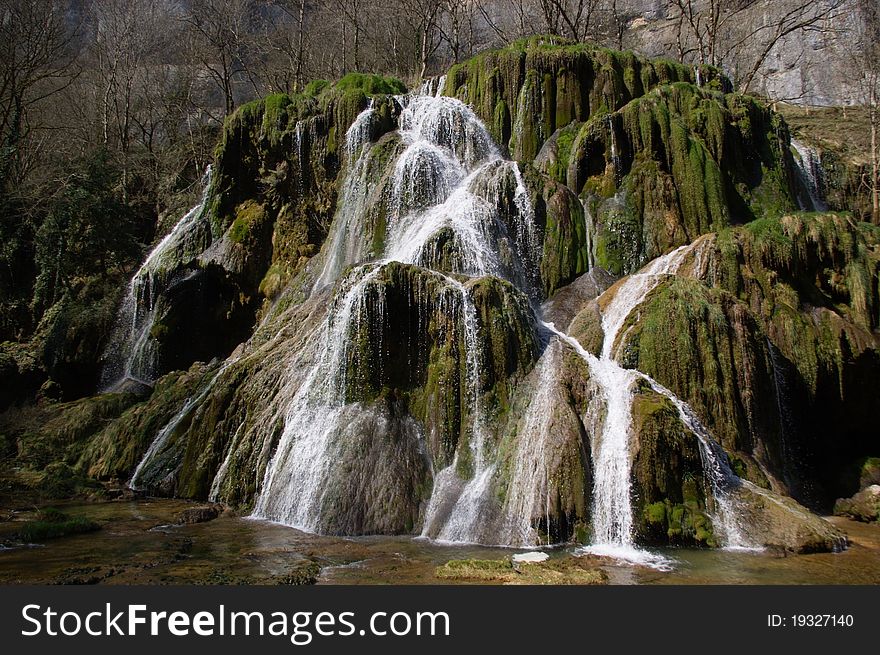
xmin=17 ymin=509 xmax=100 ymax=542
xmin=434 ymin=557 xmax=607 ymax=585
xmin=776 ymin=103 xmax=872 ymax=166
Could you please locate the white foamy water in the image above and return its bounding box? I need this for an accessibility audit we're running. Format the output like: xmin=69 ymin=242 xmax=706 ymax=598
xmin=101 ymin=166 xmax=214 ymax=390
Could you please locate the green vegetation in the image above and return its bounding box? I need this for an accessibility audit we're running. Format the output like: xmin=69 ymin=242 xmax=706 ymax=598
xmin=16 ymin=508 xmax=100 ymax=542
xmin=435 ymin=557 xmax=607 ymax=584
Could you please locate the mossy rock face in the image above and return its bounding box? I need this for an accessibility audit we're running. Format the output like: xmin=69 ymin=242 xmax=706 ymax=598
xmin=77 ymin=363 xmax=217 ymax=483
xmin=144 ymin=263 xmax=258 ymax=377
xmin=629 ymin=390 xmax=716 ymax=547
xmin=210 ymin=75 xmax=407 ymax=298
xmin=566 ymin=84 xmax=800 ymax=275
xmin=0 ymin=391 xmax=138 ymax=498
xmin=445 ymin=36 xmax=700 ymax=161
xmin=568 ymin=300 xmax=604 ymax=357
xmin=702 ymin=215 xmax=878 ymax=503
xmin=522 ymin=164 xmax=591 ymax=296
xmin=619 ymin=277 xmax=784 ymax=492
xmin=541 ymin=267 xmax=616 ymax=332
xmin=616 ymin=214 xmax=880 ymax=507
xmin=734 ymin=484 xmax=846 ymax=553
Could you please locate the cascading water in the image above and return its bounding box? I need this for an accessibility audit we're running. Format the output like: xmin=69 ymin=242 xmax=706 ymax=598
xmin=607 ymin=116 xmax=621 ymax=185
xmin=249 ymin=81 xmax=754 ymax=557
xmin=254 ymin=85 xmax=542 ymax=539
xmin=130 ymin=356 xmax=236 ymax=491
xmin=313 ymin=101 xmax=379 ymax=290
xmin=498 ymin=339 xmax=562 ymax=547
xmin=640 ymin=377 xmax=756 ymax=550
xmin=535 ymin=242 xmax=755 ymax=564
xmin=100 ymin=166 xmax=214 ymax=390
xmin=419 ymin=278 xmax=495 ymax=543
xmin=791 ymin=138 xmax=828 ymax=212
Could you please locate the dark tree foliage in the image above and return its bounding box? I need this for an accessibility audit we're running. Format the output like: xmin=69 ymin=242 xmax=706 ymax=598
xmin=33 ymin=152 xmax=140 ymax=312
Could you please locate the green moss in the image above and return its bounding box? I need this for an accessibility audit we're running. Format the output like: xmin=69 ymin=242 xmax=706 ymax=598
xmin=228 ymin=200 xmax=267 ymax=244
xmin=332 ymin=73 xmax=406 ymax=96
xmin=447 ymin=37 xmax=705 ymax=161
xmin=645 ymin=501 xmax=667 ymax=524
xmin=303 ymin=79 xmax=330 ymax=96
xmin=534 ymin=169 xmax=591 ymax=293
xmin=17 ymin=514 xmax=100 ymax=542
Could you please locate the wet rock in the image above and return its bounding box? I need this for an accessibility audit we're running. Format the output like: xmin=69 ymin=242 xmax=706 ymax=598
xmin=735 ymin=485 xmax=847 ymax=553
xmin=542 ymin=268 xmax=616 ymax=330
xmin=176 ymin=504 xmax=223 ymax=524
xmin=435 ymin=557 xmax=607 ymax=585
xmin=834 ymin=486 xmax=880 ymax=523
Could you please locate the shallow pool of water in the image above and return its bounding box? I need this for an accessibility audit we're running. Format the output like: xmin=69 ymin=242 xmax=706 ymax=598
xmin=0 ymin=500 xmax=877 ymax=585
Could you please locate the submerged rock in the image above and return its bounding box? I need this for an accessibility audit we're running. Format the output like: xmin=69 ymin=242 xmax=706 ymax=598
xmin=176 ymin=504 xmax=224 ymax=524
xmin=734 ymin=485 xmax=847 ymax=554
xmin=834 ymin=486 xmax=880 ymax=523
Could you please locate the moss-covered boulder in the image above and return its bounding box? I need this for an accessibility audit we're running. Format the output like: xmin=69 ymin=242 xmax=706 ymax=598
xmin=630 ymin=389 xmax=717 ymax=546
xmin=615 ymin=214 xmax=879 ymax=507
xmin=570 ymin=84 xmax=799 ymax=275
xmin=834 ymin=486 xmax=880 ymax=523
xmin=78 ymin=362 xmax=218 ymax=483
xmin=618 ymin=277 xmax=784 ymax=492
xmin=210 ymin=76 xmax=407 ymax=296
xmin=444 ymin=36 xmax=708 ymax=161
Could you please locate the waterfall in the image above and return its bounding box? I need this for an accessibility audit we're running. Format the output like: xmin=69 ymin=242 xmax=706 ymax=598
xmin=255 ymin=83 xmax=544 ymax=540
xmin=498 ymin=339 xmax=561 ymax=547
xmin=253 ymin=266 xmax=384 ymax=530
xmin=607 ymin=116 xmax=620 ymax=184
xmin=130 ymin=355 xmax=236 ymax=491
xmin=418 ymin=74 xmax=447 ymax=98
xmin=791 ymin=139 xmax=828 ymax=212
xmin=582 ymin=200 xmax=596 ymax=271
xmin=250 ymin=80 xmax=752 ymax=557
xmin=100 ymin=166 xmax=214 ymax=390
xmin=313 ymin=102 xmax=379 ymax=290
xmin=419 ymin=279 xmax=494 ymax=543
xmin=640 ymin=377 xmax=756 ymax=550
xmin=582 ymin=246 xmax=690 ymax=562
xmin=535 ymin=242 xmax=754 ymax=564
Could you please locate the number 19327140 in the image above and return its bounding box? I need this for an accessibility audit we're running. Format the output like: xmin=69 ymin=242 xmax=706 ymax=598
xmin=767 ymin=614 xmax=854 ymax=627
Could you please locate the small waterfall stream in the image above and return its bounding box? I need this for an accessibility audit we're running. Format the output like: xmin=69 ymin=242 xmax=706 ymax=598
xmin=539 ymin=242 xmax=755 ymax=564
xmin=100 ymin=166 xmax=214 ymax=390
xmin=791 ymin=138 xmax=828 ymax=212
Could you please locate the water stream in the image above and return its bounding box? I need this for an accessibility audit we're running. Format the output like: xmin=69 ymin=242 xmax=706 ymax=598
xmin=100 ymin=166 xmax=214 ymax=390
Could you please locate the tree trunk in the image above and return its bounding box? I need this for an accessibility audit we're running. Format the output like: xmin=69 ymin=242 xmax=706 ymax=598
xmin=872 ymin=98 xmax=879 ymax=224
xmin=295 ymin=0 xmax=305 ymax=93
xmin=420 ymin=26 xmax=429 ymax=80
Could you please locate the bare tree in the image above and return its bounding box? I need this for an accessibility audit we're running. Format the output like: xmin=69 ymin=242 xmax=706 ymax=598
xmin=179 ymin=0 xmax=258 ymax=118
xmin=475 ymin=0 xmax=535 ymax=43
xmin=666 ymin=0 xmax=846 ymax=93
xmin=261 ymin=0 xmax=311 ymax=93
xmin=537 ymin=0 xmax=601 ymax=42
xmin=439 ymin=0 xmax=478 ymax=63
xmin=0 ymin=0 xmax=79 ymax=190
xmin=88 ymin=0 xmax=170 ymax=197
xmin=852 ymin=0 xmax=880 ymax=223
